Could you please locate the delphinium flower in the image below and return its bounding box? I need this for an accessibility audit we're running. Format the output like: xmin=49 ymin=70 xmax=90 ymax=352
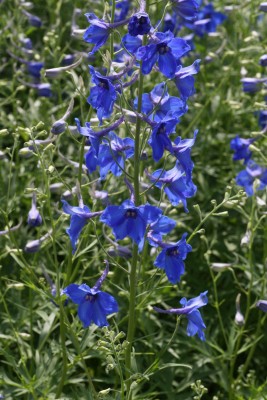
xmin=135 ymin=82 xmax=188 ymax=122
xmin=172 ymin=130 xmax=198 ymax=181
xmin=87 ymin=66 xmax=118 ymax=124
xmin=241 ymin=78 xmax=265 ymax=93
xmin=148 ymin=116 xmax=178 ymax=162
xmin=154 ymin=291 xmax=208 ymax=340
xmin=136 ymin=31 xmax=191 ymax=78
xmin=148 ymin=162 xmax=197 ymax=211
xmin=230 ymin=135 xmax=254 ymax=164
xmin=171 ymin=0 xmax=200 ymax=21
xmin=100 ymin=200 xmax=163 ymax=251
xmin=236 ymin=160 xmax=267 ymax=196
xmin=174 ymin=59 xmax=201 ymax=100
xmin=152 ymin=233 xmax=192 ymax=284
xmin=27 ymin=193 xmax=42 ymax=227
xmin=97 ymin=132 xmax=135 ymax=179
xmin=189 ymin=3 xmax=227 ymax=37
xmin=147 ymin=215 xmax=176 ymax=247
xmin=83 ymin=13 xmax=111 ymax=55
xmin=128 ymin=12 xmax=151 ymax=36
xmin=63 ymin=262 xmax=118 ymax=327
xmin=62 ymin=200 xmax=103 ymax=252
xmin=115 ymin=0 xmax=130 ymax=22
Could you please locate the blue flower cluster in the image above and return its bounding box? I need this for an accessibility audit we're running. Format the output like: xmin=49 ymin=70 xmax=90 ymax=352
xmin=58 ymin=0 xmax=209 ymax=339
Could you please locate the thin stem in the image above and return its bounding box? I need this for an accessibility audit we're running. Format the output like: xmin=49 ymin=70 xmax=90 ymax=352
xmin=125 ymin=35 xmax=146 ymax=395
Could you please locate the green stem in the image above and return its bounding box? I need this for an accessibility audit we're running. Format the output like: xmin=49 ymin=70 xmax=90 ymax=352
xmin=125 ymin=41 xmax=145 ymax=395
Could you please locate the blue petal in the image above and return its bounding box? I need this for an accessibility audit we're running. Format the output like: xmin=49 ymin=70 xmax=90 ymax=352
xmin=97 ymin=292 xmax=119 ymax=313
xmin=158 ymin=52 xmax=177 ymax=78
xmin=67 ymin=215 xmax=87 ymax=251
xmin=91 ymin=300 xmax=109 ymax=327
xmin=78 ymin=301 xmax=94 ymax=327
xmin=63 ymin=284 xmax=86 ymax=304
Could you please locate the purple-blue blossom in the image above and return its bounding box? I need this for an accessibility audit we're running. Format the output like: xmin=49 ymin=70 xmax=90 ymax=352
xmin=62 ymin=200 xmax=103 ymax=252
xmin=128 ymin=12 xmax=151 ymax=36
xmin=63 ymin=262 xmax=118 ymax=327
xmin=154 ymin=291 xmax=208 ymax=340
xmin=100 ymin=200 xmax=162 ymax=251
xmin=87 ymin=66 xmax=118 ymax=124
xmin=149 ymin=162 xmax=197 ymax=211
xmin=136 ymin=31 xmax=191 ymax=78
xmin=154 ymin=233 xmax=192 ymax=284
xmin=230 ymin=135 xmax=254 ymax=164
xmin=83 ymin=13 xmax=111 ymax=55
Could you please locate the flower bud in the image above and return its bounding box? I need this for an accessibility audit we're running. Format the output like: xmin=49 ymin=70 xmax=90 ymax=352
xmin=256 ymin=300 xmax=267 ymax=312
xmin=24 ymin=239 xmax=41 ymax=253
xmin=51 ymin=120 xmax=67 ymax=135
xmin=19 ymin=147 xmax=34 ymax=158
xmin=27 ymin=193 xmax=42 ymax=227
xmin=259 ymin=2 xmax=267 ymax=12
xmin=235 ymin=294 xmax=245 ymax=326
xmin=210 ymin=262 xmax=232 ymax=272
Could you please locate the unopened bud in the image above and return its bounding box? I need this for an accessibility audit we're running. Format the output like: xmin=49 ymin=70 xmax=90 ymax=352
xmin=51 ymin=120 xmax=67 ymax=135
xmin=235 ymin=294 xmax=245 ymax=326
xmin=24 ymin=239 xmax=41 ymax=253
xmin=19 ymin=147 xmax=34 ymax=158
xmin=0 ymin=129 xmax=8 ymax=137
xmin=210 ymin=262 xmax=232 ymax=272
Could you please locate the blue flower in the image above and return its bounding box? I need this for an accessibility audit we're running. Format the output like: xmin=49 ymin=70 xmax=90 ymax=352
xmin=63 ymin=262 xmax=118 ymax=327
xmin=147 ymin=215 xmax=176 ymax=247
xmin=87 ymin=66 xmax=118 ymax=124
xmin=100 ymin=200 xmax=162 ymax=251
xmin=173 ymin=130 xmax=198 ymax=181
xmin=98 ymin=132 xmax=134 ymax=179
xmin=62 ymin=200 xmax=103 ymax=252
xmin=22 ymin=9 xmax=42 ymax=27
xmin=192 ymin=3 xmax=226 ymax=37
xmin=154 ymin=291 xmax=208 ymax=340
xmin=154 ymin=233 xmax=192 ymax=284
xmin=230 ymin=135 xmax=254 ymax=164
xmin=174 ymin=60 xmax=201 ymax=100
xmin=241 ymin=78 xmax=263 ymax=93
xmin=115 ymin=0 xmax=130 ymax=22
xmin=148 ymin=117 xmax=178 ymax=161
xmin=128 ymin=12 xmax=151 ymax=36
xmin=172 ymin=0 xmax=200 ymax=21
xmin=236 ymin=161 xmax=267 ymax=196
xmin=83 ymin=13 xmax=110 ymax=55
xmin=27 ymin=61 xmax=44 ymax=79
xmin=136 ymin=31 xmax=190 ymax=78
xmin=135 ymin=83 xmax=187 ymax=122
xmin=149 ymin=162 xmax=197 ymax=211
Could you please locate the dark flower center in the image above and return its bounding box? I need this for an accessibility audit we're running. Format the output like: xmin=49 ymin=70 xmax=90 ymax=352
xmin=85 ymin=294 xmax=95 ymax=302
xmin=125 ymin=209 xmax=138 ymax=219
xmin=157 ymin=43 xmax=170 ymax=55
xmin=139 ymin=16 xmax=147 ymax=25
xmin=157 ymin=124 xmax=166 ymax=134
xmin=166 ymin=247 xmax=179 ymax=256
xmin=98 ymin=79 xmax=109 ymax=90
